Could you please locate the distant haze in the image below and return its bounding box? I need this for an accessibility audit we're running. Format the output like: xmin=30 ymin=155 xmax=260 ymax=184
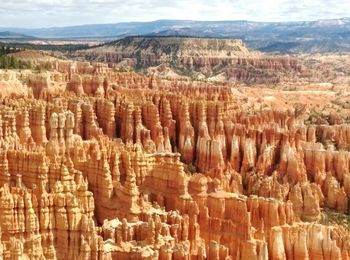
xmin=1 ymin=0 xmax=349 ymax=28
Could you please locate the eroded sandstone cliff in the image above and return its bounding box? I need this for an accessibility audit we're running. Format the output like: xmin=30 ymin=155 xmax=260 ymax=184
xmin=74 ymin=37 xmax=303 ymax=84
xmin=0 ymin=57 xmax=349 ymax=259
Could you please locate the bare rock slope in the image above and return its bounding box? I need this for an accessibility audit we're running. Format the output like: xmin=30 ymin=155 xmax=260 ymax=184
xmin=76 ymin=36 xmax=303 ymax=84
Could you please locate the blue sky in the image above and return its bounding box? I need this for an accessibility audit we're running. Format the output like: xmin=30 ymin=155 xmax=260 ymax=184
xmin=1 ymin=0 xmax=349 ymax=28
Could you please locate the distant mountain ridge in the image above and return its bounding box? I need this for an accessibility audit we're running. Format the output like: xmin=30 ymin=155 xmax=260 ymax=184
xmin=2 ymin=18 xmax=350 ymax=53
xmin=0 ymin=31 xmax=34 ymax=39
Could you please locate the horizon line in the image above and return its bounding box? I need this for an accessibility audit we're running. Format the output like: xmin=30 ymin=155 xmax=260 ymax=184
xmin=1 ymin=17 xmax=349 ymax=30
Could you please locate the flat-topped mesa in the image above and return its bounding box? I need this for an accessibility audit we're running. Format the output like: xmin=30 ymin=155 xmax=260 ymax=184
xmin=79 ymin=36 xmax=303 ymax=84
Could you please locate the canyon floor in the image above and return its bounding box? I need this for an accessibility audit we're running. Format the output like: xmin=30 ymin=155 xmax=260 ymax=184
xmin=0 ymin=39 xmax=349 ymax=259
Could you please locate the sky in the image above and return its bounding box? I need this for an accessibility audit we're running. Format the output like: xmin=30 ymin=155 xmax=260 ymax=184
xmin=0 ymin=0 xmax=349 ymax=28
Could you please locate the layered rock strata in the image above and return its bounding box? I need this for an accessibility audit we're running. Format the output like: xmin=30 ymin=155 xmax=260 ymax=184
xmin=0 ymin=59 xmax=348 ymax=259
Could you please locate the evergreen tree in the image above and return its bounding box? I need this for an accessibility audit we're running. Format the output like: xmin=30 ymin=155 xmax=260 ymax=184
xmin=0 ymin=55 xmax=32 ymax=70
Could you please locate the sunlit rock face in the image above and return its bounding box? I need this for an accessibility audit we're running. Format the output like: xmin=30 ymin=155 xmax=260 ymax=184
xmin=75 ymin=36 xmax=304 ymax=85
xmin=0 ymin=55 xmax=349 ymax=260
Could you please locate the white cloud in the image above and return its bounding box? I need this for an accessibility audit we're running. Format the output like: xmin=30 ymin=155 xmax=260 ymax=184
xmin=0 ymin=0 xmax=349 ymax=27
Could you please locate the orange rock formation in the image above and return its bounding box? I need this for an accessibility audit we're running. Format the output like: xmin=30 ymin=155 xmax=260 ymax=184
xmin=0 ymin=58 xmax=349 ymax=259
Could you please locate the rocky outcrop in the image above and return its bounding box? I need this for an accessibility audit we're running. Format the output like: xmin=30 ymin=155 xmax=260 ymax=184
xmin=0 ymin=57 xmax=349 ymax=259
xmin=75 ymin=36 xmax=304 ymax=84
